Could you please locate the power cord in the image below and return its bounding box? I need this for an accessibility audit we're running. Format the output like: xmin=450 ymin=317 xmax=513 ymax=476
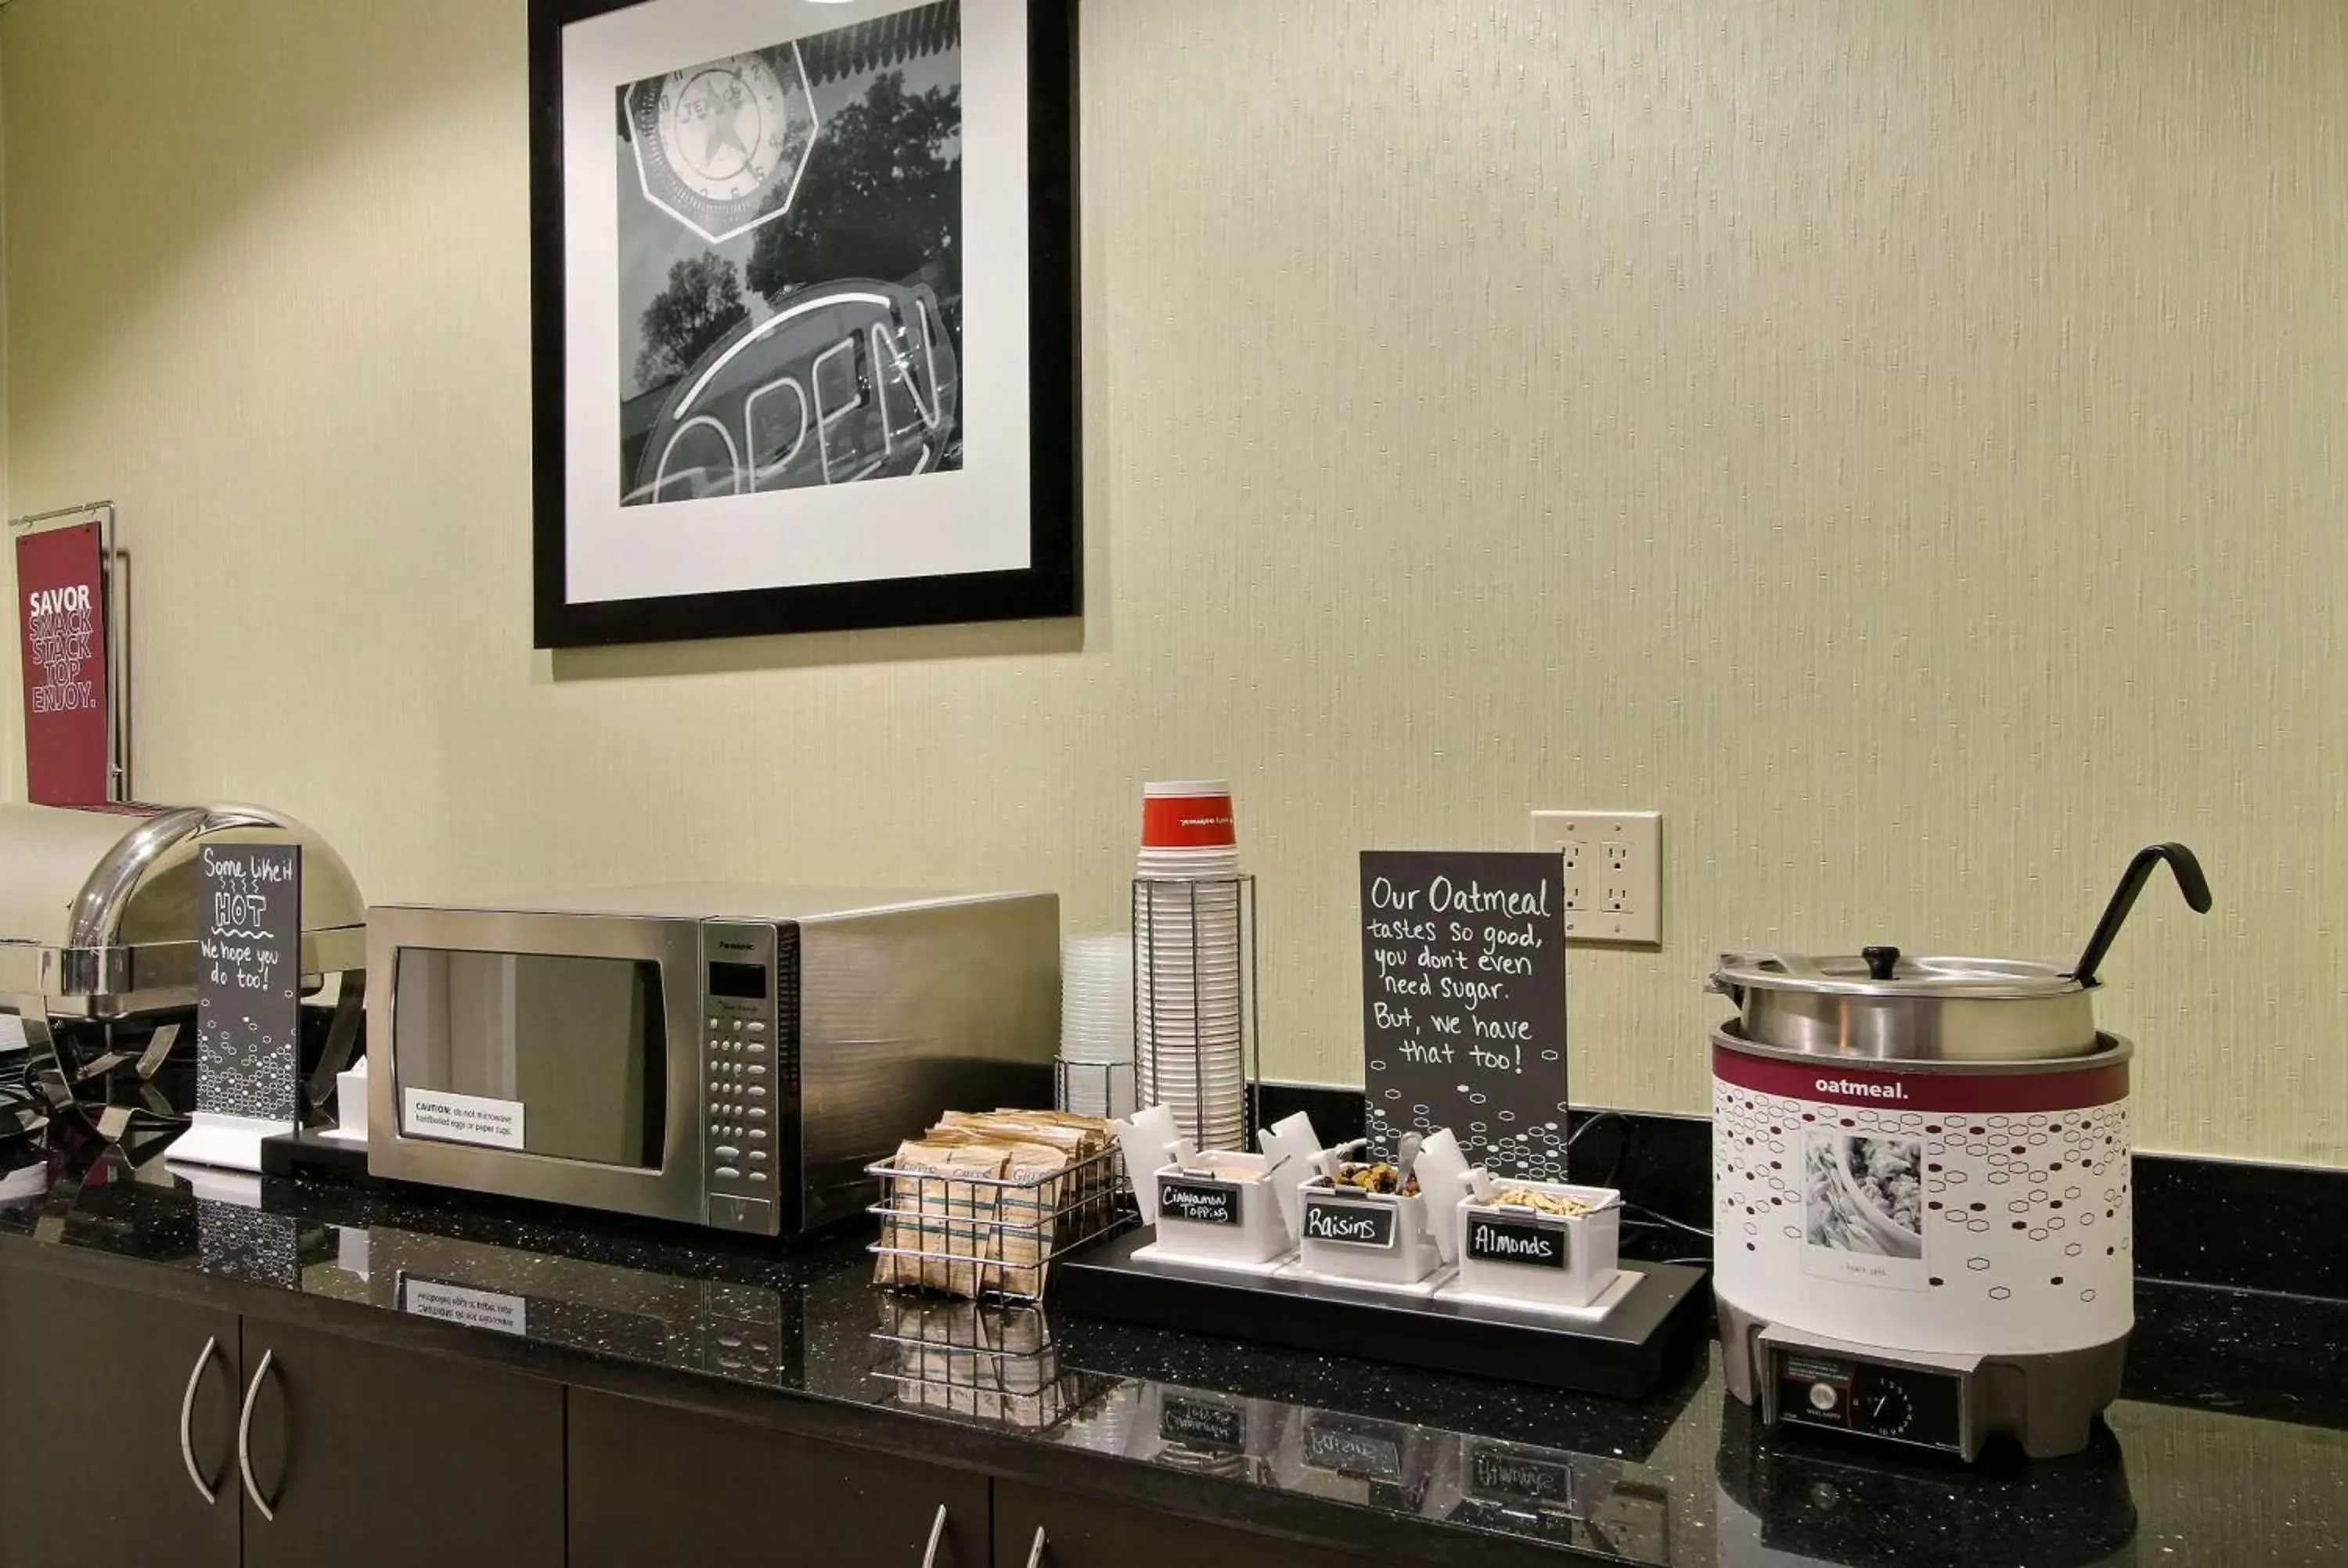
xmin=1564 ymin=1109 xmax=1633 ymax=1190
xmin=1625 ymin=1202 xmax=1714 ymax=1239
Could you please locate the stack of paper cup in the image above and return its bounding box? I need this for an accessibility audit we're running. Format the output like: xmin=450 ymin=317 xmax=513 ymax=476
xmin=1057 ymin=934 xmax=1136 ymax=1119
xmin=1133 ymin=781 xmax=1248 ymax=1149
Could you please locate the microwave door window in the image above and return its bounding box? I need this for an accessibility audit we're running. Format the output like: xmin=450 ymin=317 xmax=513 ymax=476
xmin=394 ymin=951 xmax=668 ymax=1169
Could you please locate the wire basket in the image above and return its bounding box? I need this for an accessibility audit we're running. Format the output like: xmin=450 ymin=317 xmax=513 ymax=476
xmin=866 ymin=1141 xmax=1128 ymax=1303
xmin=1132 ymin=873 xmax=1261 ymax=1151
xmin=869 ymin=1295 xmax=1115 ymax=1430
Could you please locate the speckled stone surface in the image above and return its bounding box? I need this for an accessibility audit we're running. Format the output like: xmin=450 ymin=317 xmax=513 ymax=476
xmin=0 ymin=1127 xmax=2339 ymax=1567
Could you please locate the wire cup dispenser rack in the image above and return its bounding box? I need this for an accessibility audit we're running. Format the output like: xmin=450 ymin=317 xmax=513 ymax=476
xmin=1131 ymin=874 xmax=1262 ymax=1153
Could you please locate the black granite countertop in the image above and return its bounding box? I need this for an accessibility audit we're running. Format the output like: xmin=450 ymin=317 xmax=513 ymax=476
xmin=0 ymin=1128 xmax=2339 ymax=1568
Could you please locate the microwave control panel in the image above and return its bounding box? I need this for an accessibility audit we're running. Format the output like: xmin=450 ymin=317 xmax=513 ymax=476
xmin=700 ymin=921 xmax=782 ymax=1232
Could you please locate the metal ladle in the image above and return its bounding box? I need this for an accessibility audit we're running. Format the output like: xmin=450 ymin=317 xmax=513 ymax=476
xmin=2070 ymin=843 xmax=2213 ymax=987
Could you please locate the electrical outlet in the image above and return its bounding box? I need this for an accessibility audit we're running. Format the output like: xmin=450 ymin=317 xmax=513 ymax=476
xmin=1529 ymin=811 xmax=1661 ymax=944
xmin=1560 ymin=840 xmax=1586 ymax=911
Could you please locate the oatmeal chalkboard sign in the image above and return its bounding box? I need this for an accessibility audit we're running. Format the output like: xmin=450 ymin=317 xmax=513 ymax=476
xmin=1359 ymin=851 xmax=1568 ymax=1178
xmin=196 ymin=843 xmax=302 ymax=1126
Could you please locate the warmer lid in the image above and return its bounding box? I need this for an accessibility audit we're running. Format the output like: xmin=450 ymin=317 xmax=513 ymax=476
xmin=1712 ymin=948 xmax=2084 ymax=1002
xmin=0 ymin=801 xmax=364 ymax=952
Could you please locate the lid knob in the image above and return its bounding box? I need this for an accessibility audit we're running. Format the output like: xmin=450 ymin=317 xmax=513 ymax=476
xmin=1861 ymin=945 xmax=1902 ymax=982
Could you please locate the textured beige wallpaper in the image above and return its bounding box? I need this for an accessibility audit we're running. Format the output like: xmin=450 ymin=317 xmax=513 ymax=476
xmin=2 ymin=0 xmax=2343 ymax=1163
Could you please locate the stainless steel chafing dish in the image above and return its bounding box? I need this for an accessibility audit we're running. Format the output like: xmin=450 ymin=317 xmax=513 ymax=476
xmin=0 ymin=802 xmax=366 ymax=1135
xmin=0 ymin=802 xmax=365 ymax=1016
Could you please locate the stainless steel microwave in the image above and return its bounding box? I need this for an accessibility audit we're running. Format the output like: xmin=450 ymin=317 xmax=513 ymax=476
xmin=364 ymin=886 xmax=1058 ymax=1237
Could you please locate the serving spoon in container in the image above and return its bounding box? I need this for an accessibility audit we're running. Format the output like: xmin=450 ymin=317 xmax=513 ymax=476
xmin=2070 ymin=843 xmax=2213 ymax=987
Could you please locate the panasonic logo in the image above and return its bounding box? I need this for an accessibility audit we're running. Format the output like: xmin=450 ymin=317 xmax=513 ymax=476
xmin=1815 ymin=1077 xmax=1905 ymax=1099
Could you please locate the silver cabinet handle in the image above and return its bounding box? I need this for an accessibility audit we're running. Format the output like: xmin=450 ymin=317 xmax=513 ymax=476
xmin=178 ymin=1336 xmax=220 ymax=1505
xmin=920 ymin=1505 xmax=949 ymax=1568
xmin=236 ymin=1349 xmax=277 ymax=1523
xmin=1024 ymin=1527 xmax=1047 ymax=1568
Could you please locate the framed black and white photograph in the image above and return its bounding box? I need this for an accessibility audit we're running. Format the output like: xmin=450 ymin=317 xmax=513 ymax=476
xmin=529 ymin=0 xmax=1078 ymax=648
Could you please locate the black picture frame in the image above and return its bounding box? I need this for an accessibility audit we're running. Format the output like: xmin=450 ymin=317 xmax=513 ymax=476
xmin=528 ymin=0 xmax=1080 ymax=649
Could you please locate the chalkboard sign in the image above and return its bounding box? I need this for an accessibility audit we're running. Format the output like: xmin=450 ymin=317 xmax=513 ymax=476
xmin=1465 ymin=1213 xmax=1570 ymax=1269
xmin=1302 ymin=1415 xmax=1405 ymax=1481
xmin=1468 ymin=1446 xmax=1576 ymax=1505
xmin=197 ymin=1204 xmax=301 ymax=1289
xmin=1300 ymin=1194 xmax=1395 ymax=1250
xmin=1158 ymin=1175 xmax=1242 ymax=1226
xmin=1159 ymin=1396 xmax=1245 ymax=1451
xmin=195 ymin=843 xmax=301 ymax=1124
xmin=1359 ymin=851 xmax=1568 ymax=1176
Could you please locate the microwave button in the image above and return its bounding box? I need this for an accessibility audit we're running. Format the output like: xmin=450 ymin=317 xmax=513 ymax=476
xmin=715 ymin=1165 xmax=742 ymax=1179
xmin=748 ymin=1109 xmax=769 ymax=1122
xmin=748 ymin=1171 xmax=769 ymax=1183
xmin=748 ymin=1130 xmax=768 ymax=1142
xmin=747 ymin=1150 xmax=768 ymax=1165
xmin=746 ymin=1042 xmax=768 ymax=1057
xmin=715 ymin=1145 xmax=741 ymax=1160
xmin=748 ymin=1086 xmax=769 ymax=1100
xmin=747 ymin=1022 xmax=767 ymax=1034
xmin=747 ymin=1066 xmax=768 ymax=1079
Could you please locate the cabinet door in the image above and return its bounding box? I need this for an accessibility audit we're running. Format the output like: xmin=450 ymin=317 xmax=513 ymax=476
xmin=0 ymin=1262 xmax=242 ymax=1568
xmin=569 ymin=1389 xmax=991 ymax=1568
xmin=236 ymin=1318 xmax=564 ymax=1568
xmin=995 ymin=1480 xmax=1374 ymax=1568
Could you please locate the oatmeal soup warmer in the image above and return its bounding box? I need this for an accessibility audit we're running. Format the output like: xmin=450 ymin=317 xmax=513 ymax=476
xmin=1704 ymin=844 xmax=2209 ymax=1461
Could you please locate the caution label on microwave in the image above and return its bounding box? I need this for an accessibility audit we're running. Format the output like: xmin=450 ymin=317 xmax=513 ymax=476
xmin=400 ymin=1276 xmax=528 ymax=1337
xmin=402 ymin=1087 xmax=525 ymax=1151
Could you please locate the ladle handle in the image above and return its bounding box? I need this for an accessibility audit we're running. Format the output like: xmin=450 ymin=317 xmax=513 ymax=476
xmin=2072 ymin=843 xmax=2212 ymax=987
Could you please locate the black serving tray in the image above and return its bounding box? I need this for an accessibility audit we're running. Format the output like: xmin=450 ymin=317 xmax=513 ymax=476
xmin=1055 ymin=1229 xmax=1709 ymax=1399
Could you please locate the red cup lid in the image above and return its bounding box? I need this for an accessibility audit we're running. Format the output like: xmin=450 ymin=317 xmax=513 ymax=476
xmin=1142 ymin=791 xmax=1236 ymax=848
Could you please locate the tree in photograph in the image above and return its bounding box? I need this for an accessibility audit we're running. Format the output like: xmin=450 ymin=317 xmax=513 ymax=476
xmin=747 ymin=71 xmax=961 ymax=303
xmin=635 ymin=252 xmax=751 ymax=390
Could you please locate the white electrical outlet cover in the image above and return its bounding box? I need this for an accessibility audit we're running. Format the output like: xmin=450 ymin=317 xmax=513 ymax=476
xmin=1529 ymin=811 xmax=1661 ymax=945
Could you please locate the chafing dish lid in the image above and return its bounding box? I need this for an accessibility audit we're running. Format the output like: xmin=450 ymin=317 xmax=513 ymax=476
xmin=1711 ymin=949 xmax=2084 ymax=1000
xmin=0 ymin=801 xmax=364 ymax=953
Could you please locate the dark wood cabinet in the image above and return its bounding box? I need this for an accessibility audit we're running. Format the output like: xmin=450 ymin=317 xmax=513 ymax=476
xmin=569 ymin=1389 xmax=991 ymax=1568
xmin=995 ymin=1480 xmax=1374 ymax=1568
xmin=0 ymin=1251 xmax=1436 ymax=1568
xmin=236 ymin=1318 xmax=564 ymax=1568
xmin=0 ymin=1262 xmax=243 ymax=1568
